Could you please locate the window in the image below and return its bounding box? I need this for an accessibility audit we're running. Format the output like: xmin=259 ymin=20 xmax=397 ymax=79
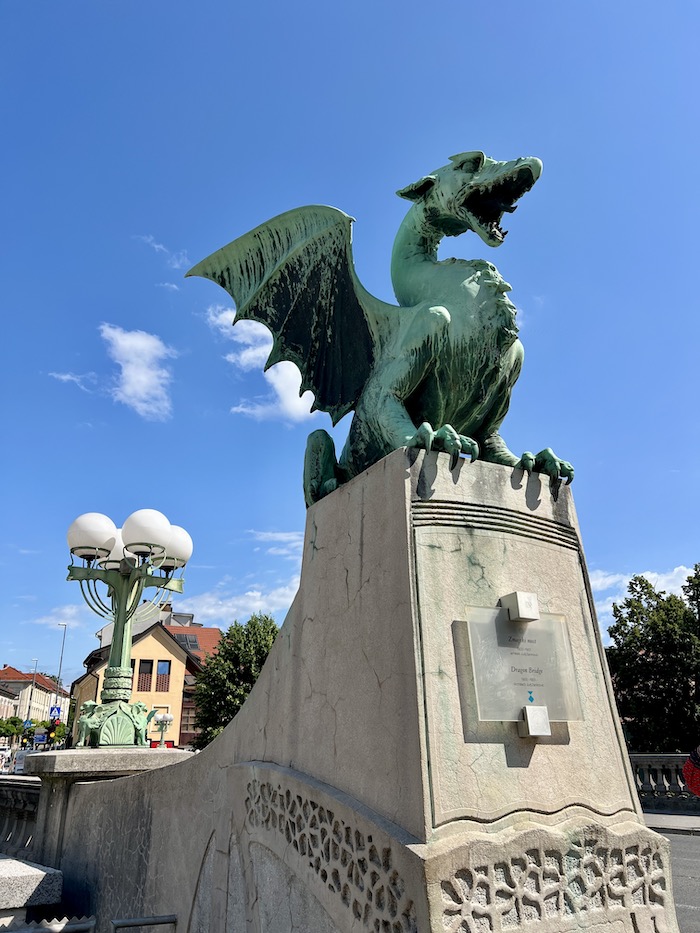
xmin=155 ymin=660 xmax=171 ymax=692
xmin=137 ymin=660 xmax=153 ymax=692
xmin=180 ymin=705 xmax=198 ymax=733
xmin=173 ymin=632 xmax=200 ymax=652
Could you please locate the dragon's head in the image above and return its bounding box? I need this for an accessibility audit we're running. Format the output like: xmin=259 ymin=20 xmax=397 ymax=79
xmin=397 ymin=151 xmax=542 ymax=247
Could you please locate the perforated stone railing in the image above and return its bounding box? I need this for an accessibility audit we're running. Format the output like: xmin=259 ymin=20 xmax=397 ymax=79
xmin=245 ymin=778 xmax=418 ymax=932
xmin=629 ymin=754 xmax=700 ymax=813
xmin=0 ymin=776 xmax=40 ymax=857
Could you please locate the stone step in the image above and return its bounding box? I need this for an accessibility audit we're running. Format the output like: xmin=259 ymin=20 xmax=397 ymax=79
xmin=0 ymin=856 xmax=62 ymax=929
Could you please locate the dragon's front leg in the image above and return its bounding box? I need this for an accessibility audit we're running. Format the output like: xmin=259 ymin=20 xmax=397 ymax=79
xmin=367 ymin=305 xmax=480 ymax=470
xmin=519 ymin=448 xmax=574 ymax=499
xmin=407 ymin=422 xmax=479 ymax=470
xmin=482 ymin=433 xmax=574 ymax=499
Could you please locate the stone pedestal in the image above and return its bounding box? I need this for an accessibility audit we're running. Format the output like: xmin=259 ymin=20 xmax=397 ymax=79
xmin=52 ymin=451 xmax=679 ymax=933
xmin=215 ymin=450 xmax=678 ymax=932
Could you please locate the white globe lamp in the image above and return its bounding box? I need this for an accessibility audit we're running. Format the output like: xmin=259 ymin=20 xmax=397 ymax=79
xmin=67 ymin=513 xmax=117 ymax=559
xmin=160 ymin=525 xmax=194 ymax=571
xmin=122 ymin=509 xmax=172 ymax=557
xmin=98 ymin=529 xmax=137 ymax=571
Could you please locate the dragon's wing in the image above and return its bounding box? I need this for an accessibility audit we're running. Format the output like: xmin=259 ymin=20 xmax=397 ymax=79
xmin=187 ymin=205 xmax=387 ymax=425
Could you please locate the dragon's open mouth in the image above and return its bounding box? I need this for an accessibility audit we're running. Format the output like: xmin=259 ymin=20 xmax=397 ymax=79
xmin=462 ymin=165 xmax=539 ymax=244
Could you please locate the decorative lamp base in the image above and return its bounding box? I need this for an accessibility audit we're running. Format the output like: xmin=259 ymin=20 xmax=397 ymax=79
xmin=76 ymin=699 xmax=152 ymax=747
xmin=101 ymin=666 xmax=134 ymax=702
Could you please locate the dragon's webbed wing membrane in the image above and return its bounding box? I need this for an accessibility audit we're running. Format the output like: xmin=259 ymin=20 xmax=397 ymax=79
xmin=187 ymin=206 xmax=377 ymax=425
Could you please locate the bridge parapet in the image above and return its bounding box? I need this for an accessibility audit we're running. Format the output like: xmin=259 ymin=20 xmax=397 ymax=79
xmin=630 ymin=754 xmax=700 ymax=813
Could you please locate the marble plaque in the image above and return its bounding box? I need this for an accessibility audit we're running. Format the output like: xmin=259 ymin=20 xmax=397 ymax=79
xmin=463 ymin=608 xmax=583 ymax=722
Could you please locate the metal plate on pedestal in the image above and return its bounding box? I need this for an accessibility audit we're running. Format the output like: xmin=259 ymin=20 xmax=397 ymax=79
xmin=461 ymin=608 xmax=583 ymax=722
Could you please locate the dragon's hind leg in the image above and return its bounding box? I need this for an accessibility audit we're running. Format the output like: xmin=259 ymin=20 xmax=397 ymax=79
xmin=304 ymin=430 xmax=340 ymax=507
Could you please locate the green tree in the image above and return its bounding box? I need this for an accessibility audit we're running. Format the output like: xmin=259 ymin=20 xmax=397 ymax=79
xmin=606 ymin=566 xmax=700 ymax=753
xmin=192 ymin=613 xmax=279 ymax=749
xmin=0 ymin=717 xmax=23 ymax=741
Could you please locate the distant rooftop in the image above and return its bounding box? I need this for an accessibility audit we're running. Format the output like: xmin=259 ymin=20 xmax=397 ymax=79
xmin=0 ymin=665 xmax=69 ymax=696
xmin=164 ymin=625 xmax=221 ymax=662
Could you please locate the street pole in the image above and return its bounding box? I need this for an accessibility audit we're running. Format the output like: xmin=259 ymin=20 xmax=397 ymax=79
xmin=54 ymin=622 xmax=68 ymax=709
xmin=26 ymin=658 xmax=38 ymax=721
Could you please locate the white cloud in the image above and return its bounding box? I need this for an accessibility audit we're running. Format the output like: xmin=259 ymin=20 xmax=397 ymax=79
xmin=49 ymin=371 xmax=96 ymax=392
xmin=156 ymin=282 xmax=180 ymax=292
xmin=639 ymin=566 xmax=693 ymax=594
xmin=204 ymin=309 xmax=318 ymax=422
xmin=588 ymin=570 xmax=629 ymax=593
xmin=232 ymin=360 xmax=317 ymax=422
xmin=100 ymin=323 xmax=177 ymax=421
xmin=26 ymin=604 xmax=85 ymax=629
xmin=224 ymin=320 xmax=272 ymax=372
xmin=590 ymin=564 xmax=693 ymax=638
xmin=179 ymin=574 xmax=299 ymax=627
xmin=167 ymin=250 xmax=190 ymax=270
xmin=225 ymin=346 xmax=270 ymax=371
xmin=134 ymin=234 xmax=168 ymax=255
xmin=134 ymin=235 xmax=190 ymax=271
xmin=249 ymin=531 xmax=304 ymax=544
xmin=249 ymin=530 xmax=304 ymax=561
xmin=205 ymin=303 xmax=237 ymax=339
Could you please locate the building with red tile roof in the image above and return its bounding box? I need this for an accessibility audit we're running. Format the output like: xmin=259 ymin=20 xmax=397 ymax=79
xmin=0 ymin=664 xmax=69 ymax=722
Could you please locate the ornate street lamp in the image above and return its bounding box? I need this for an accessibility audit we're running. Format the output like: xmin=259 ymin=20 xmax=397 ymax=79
xmin=67 ymin=509 xmax=193 ymax=748
xmin=153 ymin=711 xmax=174 ymax=748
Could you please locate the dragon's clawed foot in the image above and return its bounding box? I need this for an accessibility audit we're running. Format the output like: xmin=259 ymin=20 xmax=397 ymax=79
xmin=407 ymin=422 xmax=479 ymax=470
xmin=517 ymin=447 xmax=574 ymax=500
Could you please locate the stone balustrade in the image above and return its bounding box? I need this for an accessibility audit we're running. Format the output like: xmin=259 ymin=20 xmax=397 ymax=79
xmin=0 ymin=778 xmax=40 ymax=858
xmin=629 ymin=753 xmax=700 ymax=812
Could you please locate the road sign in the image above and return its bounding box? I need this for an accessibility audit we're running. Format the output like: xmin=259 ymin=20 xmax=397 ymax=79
xmin=50 ymin=706 xmax=61 ymax=719
xmin=23 ymin=720 xmax=32 ymax=729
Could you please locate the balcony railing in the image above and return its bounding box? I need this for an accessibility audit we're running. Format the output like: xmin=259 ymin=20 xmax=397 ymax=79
xmin=629 ymin=753 xmax=700 ymax=813
xmin=0 ymin=775 xmax=41 ymax=857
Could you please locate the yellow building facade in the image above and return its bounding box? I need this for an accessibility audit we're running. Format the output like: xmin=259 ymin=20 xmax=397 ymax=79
xmin=71 ymin=621 xmax=207 ymax=746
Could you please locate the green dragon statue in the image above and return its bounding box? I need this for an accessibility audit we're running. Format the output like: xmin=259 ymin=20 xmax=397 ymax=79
xmin=188 ymin=151 xmax=573 ymax=505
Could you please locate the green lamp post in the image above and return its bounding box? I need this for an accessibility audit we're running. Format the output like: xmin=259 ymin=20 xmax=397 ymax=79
xmin=67 ymin=509 xmax=193 ymax=748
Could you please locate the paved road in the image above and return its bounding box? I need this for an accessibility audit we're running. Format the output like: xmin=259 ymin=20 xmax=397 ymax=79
xmin=665 ymin=833 xmax=700 ymax=933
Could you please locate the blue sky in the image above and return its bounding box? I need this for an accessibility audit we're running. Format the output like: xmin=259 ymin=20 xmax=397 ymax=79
xmin=2 ymin=2 xmax=698 ymax=696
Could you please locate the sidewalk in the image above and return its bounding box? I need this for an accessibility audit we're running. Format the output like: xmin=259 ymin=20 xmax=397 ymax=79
xmin=644 ymin=812 xmax=700 ymax=835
